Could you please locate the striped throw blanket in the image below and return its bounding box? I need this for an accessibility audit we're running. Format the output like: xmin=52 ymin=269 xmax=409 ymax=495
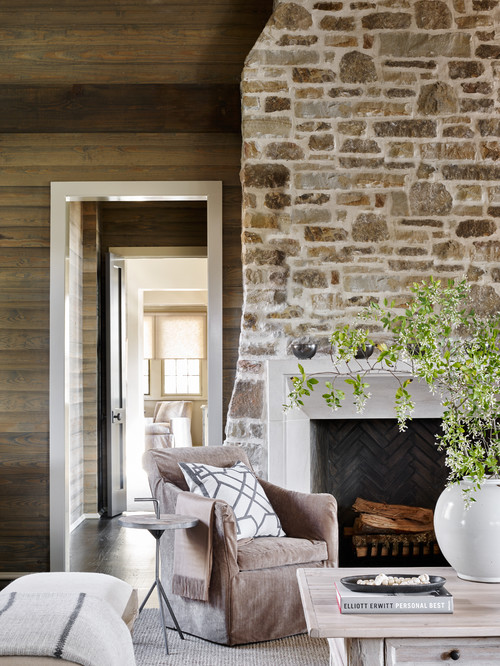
xmin=0 ymin=591 xmax=136 ymax=666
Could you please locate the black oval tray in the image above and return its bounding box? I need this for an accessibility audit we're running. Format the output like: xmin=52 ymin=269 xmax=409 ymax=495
xmin=340 ymin=574 xmax=446 ymax=594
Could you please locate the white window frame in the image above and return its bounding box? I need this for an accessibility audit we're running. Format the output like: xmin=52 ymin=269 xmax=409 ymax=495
xmin=145 ymin=309 xmax=207 ymax=400
xmin=162 ymin=357 xmax=202 ymax=397
xmin=143 ymin=358 xmax=151 ymax=396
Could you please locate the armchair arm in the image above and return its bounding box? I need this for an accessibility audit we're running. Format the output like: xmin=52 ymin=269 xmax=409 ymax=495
xmin=144 ymin=422 xmax=174 ymax=449
xmin=151 ymin=477 xmax=240 ymax=579
xmin=259 ymin=479 xmax=338 ymax=566
xmin=145 ymin=422 xmax=172 ymax=435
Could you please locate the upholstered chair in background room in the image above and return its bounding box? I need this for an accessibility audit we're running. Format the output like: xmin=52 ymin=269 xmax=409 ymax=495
xmin=143 ymin=445 xmax=338 ymax=645
xmin=144 ymin=400 xmax=193 ymax=449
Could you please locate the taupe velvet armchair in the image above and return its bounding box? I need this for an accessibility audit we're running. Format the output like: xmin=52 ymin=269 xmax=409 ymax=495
xmin=143 ymin=445 xmax=338 ymax=645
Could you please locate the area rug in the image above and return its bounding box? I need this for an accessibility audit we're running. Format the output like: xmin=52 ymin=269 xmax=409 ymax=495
xmin=133 ymin=609 xmax=329 ymax=665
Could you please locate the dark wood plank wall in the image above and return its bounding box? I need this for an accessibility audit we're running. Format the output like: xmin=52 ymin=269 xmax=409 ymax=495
xmin=99 ymin=201 xmax=208 ymax=250
xmin=0 ymin=0 xmax=271 ymax=575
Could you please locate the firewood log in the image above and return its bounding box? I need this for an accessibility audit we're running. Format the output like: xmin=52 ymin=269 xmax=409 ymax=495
xmin=352 ymin=497 xmax=433 ymax=525
xmin=355 ymin=513 xmax=434 ymax=534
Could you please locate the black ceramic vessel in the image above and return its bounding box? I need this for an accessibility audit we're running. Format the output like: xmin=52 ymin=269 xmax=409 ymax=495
xmin=407 ymin=343 xmax=422 ymax=356
xmin=354 ymin=344 xmax=374 ymax=360
xmin=291 ymin=342 xmax=317 ymax=360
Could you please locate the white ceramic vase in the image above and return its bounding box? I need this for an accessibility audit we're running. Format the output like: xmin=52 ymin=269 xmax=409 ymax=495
xmin=434 ymin=477 xmax=500 ymax=582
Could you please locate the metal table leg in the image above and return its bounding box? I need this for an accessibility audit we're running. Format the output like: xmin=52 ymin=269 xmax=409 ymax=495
xmin=144 ymin=530 xmax=185 ymax=654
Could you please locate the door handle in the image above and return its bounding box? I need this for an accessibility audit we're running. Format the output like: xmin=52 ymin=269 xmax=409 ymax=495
xmin=444 ymin=650 xmax=460 ymax=661
xmin=112 ymin=410 xmax=122 ymax=423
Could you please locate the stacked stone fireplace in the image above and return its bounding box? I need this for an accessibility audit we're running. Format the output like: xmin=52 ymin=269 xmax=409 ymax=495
xmin=225 ymin=0 xmax=500 ymax=521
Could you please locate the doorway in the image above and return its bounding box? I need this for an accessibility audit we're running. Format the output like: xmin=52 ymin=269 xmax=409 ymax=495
xmin=49 ymin=181 xmax=223 ymax=571
xmin=123 ymin=253 xmax=208 ymax=510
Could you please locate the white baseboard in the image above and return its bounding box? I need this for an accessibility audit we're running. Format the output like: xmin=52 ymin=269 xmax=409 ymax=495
xmin=70 ymin=514 xmax=86 ymax=532
xmin=70 ymin=512 xmax=100 ymax=533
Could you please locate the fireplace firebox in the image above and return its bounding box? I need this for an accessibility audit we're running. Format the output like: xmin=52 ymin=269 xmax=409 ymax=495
xmin=311 ymin=418 xmax=449 ymax=568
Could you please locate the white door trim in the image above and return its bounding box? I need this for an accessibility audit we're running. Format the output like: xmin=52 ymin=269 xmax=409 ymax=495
xmin=49 ymin=181 xmax=223 ymax=571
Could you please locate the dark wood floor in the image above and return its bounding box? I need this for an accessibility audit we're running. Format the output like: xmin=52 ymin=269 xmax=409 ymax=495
xmin=70 ymin=516 xmax=155 ymax=593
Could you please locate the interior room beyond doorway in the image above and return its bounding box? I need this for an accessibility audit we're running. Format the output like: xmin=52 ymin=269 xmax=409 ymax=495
xmin=124 ymin=254 xmax=208 ymax=511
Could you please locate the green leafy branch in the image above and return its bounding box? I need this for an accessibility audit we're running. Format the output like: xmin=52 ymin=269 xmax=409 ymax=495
xmin=284 ymin=364 xmax=319 ymax=410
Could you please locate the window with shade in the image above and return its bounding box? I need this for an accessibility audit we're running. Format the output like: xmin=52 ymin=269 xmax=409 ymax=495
xmin=143 ymin=312 xmax=206 ymax=397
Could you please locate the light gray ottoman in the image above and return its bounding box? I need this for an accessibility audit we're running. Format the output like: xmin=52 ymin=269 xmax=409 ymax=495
xmin=0 ymin=572 xmax=138 ymax=666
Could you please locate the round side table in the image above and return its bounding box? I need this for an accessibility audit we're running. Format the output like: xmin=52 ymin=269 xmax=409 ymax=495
xmin=118 ymin=512 xmax=198 ymax=654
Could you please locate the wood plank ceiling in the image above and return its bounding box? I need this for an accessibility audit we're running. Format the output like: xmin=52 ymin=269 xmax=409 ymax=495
xmin=0 ymin=0 xmax=272 ymax=575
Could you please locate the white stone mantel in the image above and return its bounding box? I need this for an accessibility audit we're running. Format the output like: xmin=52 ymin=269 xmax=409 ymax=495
xmin=266 ymin=357 xmax=444 ymax=493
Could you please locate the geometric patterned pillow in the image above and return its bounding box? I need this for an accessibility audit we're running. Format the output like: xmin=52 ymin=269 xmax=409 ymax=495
xmin=177 ymin=461 xmax=285 ymax=540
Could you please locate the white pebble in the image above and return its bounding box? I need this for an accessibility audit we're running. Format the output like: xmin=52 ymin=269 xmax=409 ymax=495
xmin=357 ymin=573 xmax=431 ymax=586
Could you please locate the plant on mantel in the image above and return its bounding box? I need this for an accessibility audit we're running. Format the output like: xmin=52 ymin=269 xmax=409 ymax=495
xmin=285 ymin=277 xmax=500 ymax=503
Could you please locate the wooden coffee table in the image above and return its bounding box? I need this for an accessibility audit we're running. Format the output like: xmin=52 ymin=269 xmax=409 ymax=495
xmin=297 ymin=566 xmax=500 ymax=665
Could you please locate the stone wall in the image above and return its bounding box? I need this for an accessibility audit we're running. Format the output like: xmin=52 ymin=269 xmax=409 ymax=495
xmin=226 ymin=0 xmax=500 ymax=475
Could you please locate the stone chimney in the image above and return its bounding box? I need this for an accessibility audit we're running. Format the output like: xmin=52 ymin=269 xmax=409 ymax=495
xmin=226 ymin=0 xmax=500 ymax=476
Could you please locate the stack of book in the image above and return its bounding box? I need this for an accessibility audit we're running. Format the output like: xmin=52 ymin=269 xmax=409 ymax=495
xmin=335 ymin=579 xmax=453 ymax=614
